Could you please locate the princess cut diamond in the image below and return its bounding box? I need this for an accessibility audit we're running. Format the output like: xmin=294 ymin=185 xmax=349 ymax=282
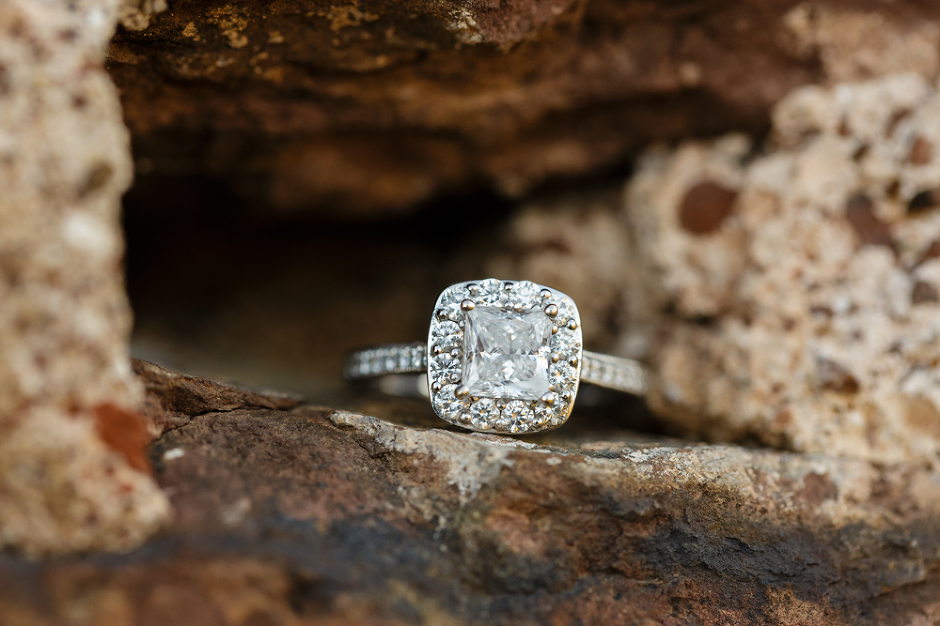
xmin=462 ymin=306 xmax=552 ymax=400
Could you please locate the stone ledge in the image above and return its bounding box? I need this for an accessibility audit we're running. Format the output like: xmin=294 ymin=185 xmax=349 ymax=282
xmin=1 ymin=362 xmax=937 ymax=624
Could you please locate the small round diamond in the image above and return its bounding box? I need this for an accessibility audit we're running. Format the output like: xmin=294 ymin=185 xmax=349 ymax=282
xmin=550 ymin=363 xmax=576 ymax=392
xmin=433 ymin=384 xmax=469 ymax=421
xmin=437 ymin=285 xmax=469 ymax=320
xmin=498 ymin=400 xmax=534 ymax=433
xmin=430 ymin=320 xmax=462 ymax=352
xmin=430 ymin=353 xmax=461 ymax=382
xmin=505 ymin=280 xmax=540 ymax=309
xmin=533 ymin=401 xmax=555 ymax=426
xmin=469 ymin=398 xmax=498 ymax=429
xmin=552 ymin=325 xmax=582 ymax=357
xmin=471 ymin=278 xmax=505 ymax=306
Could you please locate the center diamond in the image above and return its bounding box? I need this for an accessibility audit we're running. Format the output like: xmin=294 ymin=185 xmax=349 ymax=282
xmin=463 ymin=306 xmax=552 ymax=400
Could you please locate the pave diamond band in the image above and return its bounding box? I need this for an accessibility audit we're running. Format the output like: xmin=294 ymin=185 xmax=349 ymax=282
xmin=344 ymin=279 xmax=649 ymax=436
xmin=344 ymin=342 xmax=427 ymax=378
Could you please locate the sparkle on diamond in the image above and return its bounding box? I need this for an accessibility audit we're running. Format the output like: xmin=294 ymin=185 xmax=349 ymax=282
xmin=432 ymin=384 xmax=467 ymax=421
xmin=462 ymin=306 xmax=552 ymax=400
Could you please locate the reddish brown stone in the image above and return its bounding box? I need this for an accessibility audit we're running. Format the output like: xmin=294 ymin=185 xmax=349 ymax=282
xmin=133 ymin=360 xmax=303 ymax=435
xmin=678 ymin=181 xmax=738 ymax=235
xmin=93 ymin=403 xmax=153 ymax=474
xmin=909 ymin=136 xmax=934 ymax=165
xmin=846 ymin=194 xmax=894 ymax=247
xmin=816 ymin=357 xmax=861 ymax=394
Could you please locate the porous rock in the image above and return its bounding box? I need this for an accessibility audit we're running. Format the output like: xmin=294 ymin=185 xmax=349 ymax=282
xmin=624 ymin=73 xmax=940 ymax=463
xmin=107 ymin=0 xmax=940 ymax=215
xmin=1 ymin=362 xmax=938 ymax=624
xmin=0 ymin=0 xmax=168 ymax=554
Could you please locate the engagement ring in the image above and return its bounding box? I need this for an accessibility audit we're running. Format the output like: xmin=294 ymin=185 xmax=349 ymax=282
xmin=344 ymin=279 xmax=648 ymax=435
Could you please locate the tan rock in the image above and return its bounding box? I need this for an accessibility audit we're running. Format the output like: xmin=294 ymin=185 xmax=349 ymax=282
xmin=625 ymin=73 xmax=940 ymax=463
xmin=782 ymin=4 xmax=940 ymax=83
xmin=0 ymin=0 xmax=168 ymax=554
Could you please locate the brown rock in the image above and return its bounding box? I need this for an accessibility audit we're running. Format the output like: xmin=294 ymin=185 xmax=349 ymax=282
xmin=134 ymin=360 xmax=303 ymax=435
xmin=2 ymin=365 xmax=938 ymax=624
xmin=107 ymin=0 xmax=940 ymax=214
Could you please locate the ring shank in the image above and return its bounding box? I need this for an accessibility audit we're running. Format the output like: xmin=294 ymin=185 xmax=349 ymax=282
xmin=344 ymin=342 xmax=648 ymax=397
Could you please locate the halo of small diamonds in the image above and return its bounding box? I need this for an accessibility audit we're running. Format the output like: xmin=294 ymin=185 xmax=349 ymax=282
xmin=427 ymin=279 xmax=583 ymax=434
xmin=432 ymin=384 xmax=469 ymax=422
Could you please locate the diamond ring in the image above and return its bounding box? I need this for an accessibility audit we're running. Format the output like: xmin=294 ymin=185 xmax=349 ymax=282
xmin=344 ymin=279 xmax=648 ymax=435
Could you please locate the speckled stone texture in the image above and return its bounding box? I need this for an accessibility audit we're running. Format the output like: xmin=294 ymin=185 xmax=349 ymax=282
xmin=2 ymin=362 xmax=937 ymax=625
xmin=107 ymin=0 xmax=940 ymax=215
xmin=0 ymin=0 xmax=168 ymax=554
xmin=624 ymin=73 xmax=940 ymax=464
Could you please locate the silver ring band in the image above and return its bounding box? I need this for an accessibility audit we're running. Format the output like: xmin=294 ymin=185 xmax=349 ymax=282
xmin=344 ymin=342 xmax=648 ymax=397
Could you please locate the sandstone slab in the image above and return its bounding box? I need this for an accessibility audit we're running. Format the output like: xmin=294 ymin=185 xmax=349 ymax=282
xmin=1 ymin=361 xmax=938 ymax=624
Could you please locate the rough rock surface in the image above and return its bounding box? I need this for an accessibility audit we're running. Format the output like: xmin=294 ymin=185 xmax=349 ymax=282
xmin=0 ymin=0 xmax=168 ymax=554
xmin=2 ymin=361 xmax=938 ymax=624
xmin=624 ymin=73 xmax=940 ymax=464
xmin=107 ymin=0 xmax=940 ymax=215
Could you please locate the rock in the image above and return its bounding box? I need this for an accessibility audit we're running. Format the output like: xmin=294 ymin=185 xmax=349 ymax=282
xmin=1 ymin=362 xmax=938 ymax=624
xmin=107 ymin=0 xmax=940 ymax=215
xmin=623 ymin=73 xmax=940 ymax=463
xmin=0 ymin=0 xmax=168 ymax=554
